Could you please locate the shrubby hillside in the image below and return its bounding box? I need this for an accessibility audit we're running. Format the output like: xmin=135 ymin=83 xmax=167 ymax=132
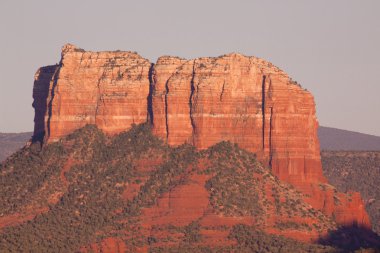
xmin=322 ymin=151 xmax=380 ymax=234
xmin=0 ymin=125 xmax=379 ymax=252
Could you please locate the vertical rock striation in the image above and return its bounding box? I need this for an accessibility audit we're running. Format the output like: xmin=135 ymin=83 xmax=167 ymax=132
xmin=32 ymin=44 xmax=370 ymax=228
xmin=152 ymin=54 xmax=324 ymax=186
xmin=151 ymin=56 xmax=188 ymax=141
xmin=33 ymin=44 xmax=151 ymax=142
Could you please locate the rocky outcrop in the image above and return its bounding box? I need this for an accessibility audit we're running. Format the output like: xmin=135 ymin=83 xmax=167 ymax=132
xmin=32 ymin=44 xmax=370 ymax=229
xmin=33 ymin=44 xmax=151 ymax=142
xmin=151 ymin=54 xmax=324 ymax=188
xmin=32 ymin=65 xmax=58 ymax=142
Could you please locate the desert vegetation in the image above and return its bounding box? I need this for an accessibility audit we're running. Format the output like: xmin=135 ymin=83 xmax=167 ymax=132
xmin=201 ymin=141 xmax=334 ymax=231
xmin=0 ymin=125 xmax=378 ymax=252
xmin=321 ymin=151 xmax=380 ymax=234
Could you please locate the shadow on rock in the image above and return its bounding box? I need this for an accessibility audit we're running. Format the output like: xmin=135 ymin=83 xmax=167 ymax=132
xmin=318 ymin=225 xmax=380 ymax=251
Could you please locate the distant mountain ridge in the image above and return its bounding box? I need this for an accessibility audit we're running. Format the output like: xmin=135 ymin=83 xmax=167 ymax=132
xmin=318 ymin=126 xmax=380 ymax=151
xmin=0 ymin=132 xmax=32 ymax=161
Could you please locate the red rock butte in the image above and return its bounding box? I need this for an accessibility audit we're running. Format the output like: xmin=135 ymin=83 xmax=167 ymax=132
xmin=32 ymin=44 xmax=370 ymax=229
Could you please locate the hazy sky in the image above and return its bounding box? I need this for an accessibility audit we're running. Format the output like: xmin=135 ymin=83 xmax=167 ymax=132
xmin=0 ymin=0 xmax=379 ymax=135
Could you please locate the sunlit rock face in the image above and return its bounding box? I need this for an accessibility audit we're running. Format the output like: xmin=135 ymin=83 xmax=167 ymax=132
xmin=152 ymin=53 xmax=324 ymax=187
xmin=33 ymin=44 xmax=151 ymax=142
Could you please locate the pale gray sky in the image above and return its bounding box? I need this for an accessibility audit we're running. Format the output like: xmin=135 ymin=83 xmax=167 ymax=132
xmin=0 ymin=0 xmax=379 ymax=135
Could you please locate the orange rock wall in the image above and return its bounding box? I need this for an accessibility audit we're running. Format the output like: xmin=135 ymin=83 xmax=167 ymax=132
xmin=32 ymin=44 xmax=370 ymax=228
xmin=151 ymin=54 xmax=325 ymax=187
xmin=33 ymin=44 xmax=151 ymax=142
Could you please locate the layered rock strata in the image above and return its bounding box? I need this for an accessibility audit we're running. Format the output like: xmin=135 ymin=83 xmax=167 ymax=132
xmin=32 ymin=44 xmax=370 ymax=228
xmin=151 ymin=54 xmax=324 ymax=187
xmin=33 ymin=44 xmax=151 ymax=142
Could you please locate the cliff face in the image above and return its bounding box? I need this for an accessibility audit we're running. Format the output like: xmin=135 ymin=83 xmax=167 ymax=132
xmin=33 ymin=44 xmax=151 ymax=142
xmin=32 ymin=44 xmax=370 ymax=229
xmin=152 ymin=54 xmax=324 ymax=187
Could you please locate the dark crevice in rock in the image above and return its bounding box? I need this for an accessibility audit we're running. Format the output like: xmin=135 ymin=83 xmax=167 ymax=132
xmin=46 ymin=66 xmax=61 ymax=142
xmin=261 ymin=75 xmax=266 ymax=149
xmin=94 ymin=64 xmax=109 ymax=124
xmin=147 ymin=63 xmax=155 ymax=125
xmin=220 ymin=80 xmax=225 ymax=102
xmin=164 ymin=77 xmax=170 ymax=141
xmin=269 ymin=106 xmax=273 ymax=167
xmin=189 ymin=60 xmax=197 ymax=144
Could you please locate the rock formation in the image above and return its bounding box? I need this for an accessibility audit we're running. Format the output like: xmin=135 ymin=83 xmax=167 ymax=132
xmin=32 ymin=44 xmax=370 ymax=229
xmin=151 ymin=53 xmax=324 ymax=187
xmin=33 ymin=44 xmax=151 ymax=142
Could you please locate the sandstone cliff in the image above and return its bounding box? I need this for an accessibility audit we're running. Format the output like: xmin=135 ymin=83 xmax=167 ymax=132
xmin=33 ymin=44 xmax=151 ymax=142
xmin=32 ymin=44 xmax=370 ymax=229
